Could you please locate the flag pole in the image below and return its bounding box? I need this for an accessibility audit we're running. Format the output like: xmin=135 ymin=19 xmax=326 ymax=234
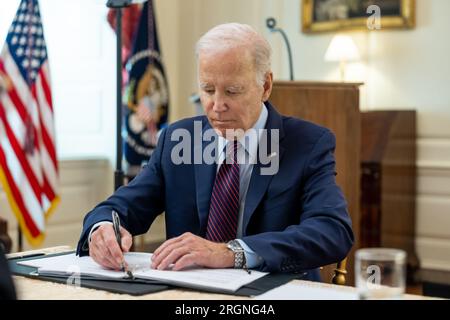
xmin=106 ymin=0 xmax=150 ymax=191
xmin=114 ymin=7 xmax=124 ymax=191
xmin=107 ymin=0 xmax=149 ymax=191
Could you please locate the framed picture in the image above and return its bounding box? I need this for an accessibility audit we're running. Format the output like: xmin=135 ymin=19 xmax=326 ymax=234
xmin=302 ymin=0 xmax=415 ymax=33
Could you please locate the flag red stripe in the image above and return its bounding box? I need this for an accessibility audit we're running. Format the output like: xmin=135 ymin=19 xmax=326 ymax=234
xmin=38 ymin=69 xmax=53 ymax=111
xmin=42 ymin=175 xmax=56 ymax=201
xmin=0 ymin=101 xmax=43 ymax=206
xmin=0 ymin=146 xmax=40 ymax=237
xmin=32 ymin=85 xmax=58 ymax=169
xmin=40 ymin=124 xmax=57 ymax=169
xmin=0 ymin=60 xmax=42 ymax=154
xmin=4 ymin=85 xmax=41 ymax=152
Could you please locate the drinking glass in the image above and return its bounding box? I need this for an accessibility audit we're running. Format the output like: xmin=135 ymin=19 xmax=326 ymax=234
xmin=355 ymin=248 xmax=406 ymax=300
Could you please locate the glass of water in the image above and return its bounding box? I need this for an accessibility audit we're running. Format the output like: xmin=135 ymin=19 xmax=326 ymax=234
xmin=355 ymin=248 xmax=407 ymax=300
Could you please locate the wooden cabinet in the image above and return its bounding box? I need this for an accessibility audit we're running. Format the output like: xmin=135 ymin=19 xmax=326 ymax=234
xmin=270 ymin=81 xmax=361 ymax=284
xmin=361 ymin=111 xmax=419 ymax=282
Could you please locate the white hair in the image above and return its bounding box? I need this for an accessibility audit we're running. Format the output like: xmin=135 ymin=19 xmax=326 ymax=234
xmin=196 ymin=23 xmax=272 ymax=85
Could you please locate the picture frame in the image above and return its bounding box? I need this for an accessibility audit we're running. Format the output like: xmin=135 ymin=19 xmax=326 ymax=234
xmin=302 ymin=0 xmax=415 ymax=33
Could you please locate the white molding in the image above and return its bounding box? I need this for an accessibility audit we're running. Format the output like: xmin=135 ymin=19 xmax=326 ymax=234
xmin=416 ymin=237 xmax=450 ymax=272
xmin=417 ymin=138 xmax=450 ymax=169
xmin=418 ymin=166 xmax=450 ymax=197
xmin=417 ymin=161 xmax=450 ymax=170
xmin=416 ymin=194 xmax=450 ymax=238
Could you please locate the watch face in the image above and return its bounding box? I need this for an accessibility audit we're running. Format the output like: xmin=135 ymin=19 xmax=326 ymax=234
xmin=227 ymin=240 xmax=237 ymax=250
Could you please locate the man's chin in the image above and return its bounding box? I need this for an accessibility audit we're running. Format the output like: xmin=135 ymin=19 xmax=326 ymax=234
xmin=213 ymin=128 xmax=246 ymax=140
xmin=207 ymin=119 xmax=246 ymax=139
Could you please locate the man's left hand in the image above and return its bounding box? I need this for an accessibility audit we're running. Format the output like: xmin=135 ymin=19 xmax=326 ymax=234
xmin=151 ymin=232 xmax=235 ymax=271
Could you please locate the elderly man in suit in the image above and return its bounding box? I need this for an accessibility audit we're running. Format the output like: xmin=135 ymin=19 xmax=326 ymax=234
xmin=77 ymin=23 xmax=353 ymax=280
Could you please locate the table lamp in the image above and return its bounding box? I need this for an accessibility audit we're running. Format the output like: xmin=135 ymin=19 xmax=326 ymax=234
xmin=325 ymin=34 xmax=360 ymax=82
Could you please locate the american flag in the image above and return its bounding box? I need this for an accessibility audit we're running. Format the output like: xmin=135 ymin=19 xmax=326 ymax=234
xmin=0 ymin=0 xmax=59 ymax=246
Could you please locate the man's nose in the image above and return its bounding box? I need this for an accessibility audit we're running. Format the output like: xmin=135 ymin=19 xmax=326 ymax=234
xmin=212 ymin=93 xmax=227 ymax=113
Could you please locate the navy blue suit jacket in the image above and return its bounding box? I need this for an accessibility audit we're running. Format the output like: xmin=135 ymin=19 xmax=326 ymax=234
xmin=77 ymin=102 xmax=354 ymax=280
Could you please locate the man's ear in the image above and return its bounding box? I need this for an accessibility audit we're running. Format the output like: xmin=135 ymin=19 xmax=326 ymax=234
xmin=262 ymin=72 xmax=273 ymax=102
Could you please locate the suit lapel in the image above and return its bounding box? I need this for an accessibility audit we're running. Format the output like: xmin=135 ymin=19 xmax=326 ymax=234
xmin=194 ymin=118 xmax=217 ymax=235
xmin=242 ymin=102 xmax=285 ymax=235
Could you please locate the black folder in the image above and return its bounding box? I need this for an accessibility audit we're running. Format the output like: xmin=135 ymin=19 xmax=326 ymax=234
xmin=8 ymin=251 xmax=306 ymax=297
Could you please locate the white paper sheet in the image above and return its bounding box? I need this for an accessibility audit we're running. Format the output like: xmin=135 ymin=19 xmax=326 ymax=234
xmin=255 ymin=282 xmax=358 ymax=300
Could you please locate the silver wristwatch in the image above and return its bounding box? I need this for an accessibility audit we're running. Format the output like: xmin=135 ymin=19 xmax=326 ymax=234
xmin=226 ymin=240 xmax=247 ymax=270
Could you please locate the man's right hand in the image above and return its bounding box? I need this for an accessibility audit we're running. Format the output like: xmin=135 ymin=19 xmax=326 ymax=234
xmin=89 ymin=224 xmax=133 ymax=270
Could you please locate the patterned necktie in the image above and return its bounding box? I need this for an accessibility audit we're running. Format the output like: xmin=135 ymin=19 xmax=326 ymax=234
xmin=206 ymin=140 xmax=240 ymax=242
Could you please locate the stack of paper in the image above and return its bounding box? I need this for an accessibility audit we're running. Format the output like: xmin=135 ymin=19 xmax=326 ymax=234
xmin=19 ymin=252 xmax=268 ymax=293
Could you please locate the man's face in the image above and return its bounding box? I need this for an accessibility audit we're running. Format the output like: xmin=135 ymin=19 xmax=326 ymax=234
xmin=198 ymin=47 xmax=272 ymax=138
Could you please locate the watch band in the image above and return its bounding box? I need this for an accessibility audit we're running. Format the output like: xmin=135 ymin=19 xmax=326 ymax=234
xmin=227 ymin=240 xmax=250 ymax=273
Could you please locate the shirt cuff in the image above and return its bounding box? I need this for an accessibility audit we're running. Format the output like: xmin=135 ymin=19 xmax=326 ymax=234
xmin=88 ymin=221 xmax=113 ymax=243
xmin=236 ymin=239 xmax=264 ymax=268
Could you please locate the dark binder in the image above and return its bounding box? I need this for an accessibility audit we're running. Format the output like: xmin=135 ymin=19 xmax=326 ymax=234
xmin=8 ymin=252 xmax=306 ymax=297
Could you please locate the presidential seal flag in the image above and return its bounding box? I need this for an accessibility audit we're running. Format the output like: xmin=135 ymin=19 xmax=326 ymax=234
xmin=0 ymin=0 xmax=59 ymax=246
xmin=124 ymin=0 xmax=169 ymax=176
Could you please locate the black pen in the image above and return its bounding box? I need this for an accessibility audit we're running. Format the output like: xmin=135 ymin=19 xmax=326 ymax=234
xmin=112 ymin=210 xmax=134 ymax=279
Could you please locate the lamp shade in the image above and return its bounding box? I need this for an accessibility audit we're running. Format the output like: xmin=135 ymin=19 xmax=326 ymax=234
xmin=325 ymin=35 xmax=360 ymax=62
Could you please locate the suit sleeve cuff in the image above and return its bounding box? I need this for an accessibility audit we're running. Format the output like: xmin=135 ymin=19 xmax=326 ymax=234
xmin=236 ymin=239 xmax=264 ymax=268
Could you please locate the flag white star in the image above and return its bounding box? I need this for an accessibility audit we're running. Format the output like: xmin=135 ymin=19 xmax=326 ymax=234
xmin=19 ymin=36 xmax=26 ymax=45
xmin=11 ymin=36 xmax=18 ymax=45
xmin=16 ymin=47 xmax=24 ymax=56
xmin=22 ymin=59 xmax=29 ymax=68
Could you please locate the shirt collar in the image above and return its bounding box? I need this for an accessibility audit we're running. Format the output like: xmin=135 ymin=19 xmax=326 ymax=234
xmin=217 ymin=103 xmax=268 ymax=162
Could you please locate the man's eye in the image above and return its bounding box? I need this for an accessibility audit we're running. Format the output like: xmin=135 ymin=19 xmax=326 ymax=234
xmin=204 ymin=89 xmax=214 ymax=94
xmin=227 ymin=91 xmax=239 ymax=95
